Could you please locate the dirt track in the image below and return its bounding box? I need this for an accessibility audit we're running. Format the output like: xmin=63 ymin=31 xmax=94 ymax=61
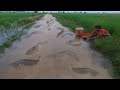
xmin=0 ymin=14 xmax=112 ymax=79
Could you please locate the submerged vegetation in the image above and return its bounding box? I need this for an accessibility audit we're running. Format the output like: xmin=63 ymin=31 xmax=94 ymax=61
xmin=0 ymin=13 xmax=43 ymax=53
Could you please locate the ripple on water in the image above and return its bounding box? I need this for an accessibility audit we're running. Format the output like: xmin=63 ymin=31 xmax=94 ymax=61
xmin=61 ymin=33 xmax=73 ymax=38
xmin=46 ymin=50 xmax=79 ymax=61
xmin=66 ymin=40 xmax=81 ymax=46
xmin=72 ymin=68 xmax=98 ymax=76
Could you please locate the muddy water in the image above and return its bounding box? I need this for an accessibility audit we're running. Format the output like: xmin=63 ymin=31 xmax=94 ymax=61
xmin=0 ymin=14 xmax=112 ymax=79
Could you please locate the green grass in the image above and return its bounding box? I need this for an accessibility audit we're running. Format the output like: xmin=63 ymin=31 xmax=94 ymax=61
xmin=0 ymin=13 xmax=33 ymax=28
xmin=0 ymin=13 xmax=43 ymax=30
xmin=53 ymin=13 xmax=120 ymax=78
xmin=18 ymin=14 xmax=43 ymax=26
xmin=0 ymin=13 xmax=43 ymax=54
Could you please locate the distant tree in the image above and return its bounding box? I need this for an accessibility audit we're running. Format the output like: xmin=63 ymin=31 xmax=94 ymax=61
xmin=84 ymin=12 xmax=86 ymax=14
xmin=34 ymin=11 xmax=38 ymax=13
xmin=13 ymin=11 xmax=16 ymax=13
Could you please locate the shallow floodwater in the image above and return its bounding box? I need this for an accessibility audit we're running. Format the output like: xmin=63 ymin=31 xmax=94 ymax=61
xmin=0 ymin=14 xmax=112 ymax=79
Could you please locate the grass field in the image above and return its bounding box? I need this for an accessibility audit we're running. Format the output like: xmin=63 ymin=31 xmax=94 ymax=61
xmin=0 ymin=13 xmax=43 ymax=54
xmin=0 ymin=13 xmax=43 ymax=29
xmin=53 ymin=13 xmax=120 ymax=78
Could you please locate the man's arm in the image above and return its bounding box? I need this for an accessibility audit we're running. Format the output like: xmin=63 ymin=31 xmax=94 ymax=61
xmin=87 ymin=34 xmax=99 ymax=41
xmin=93 ymin=35 xmax=100 ymax=39
xmin=103 ymin=30 xmax=110 ymax=36
xmin=104 ymin=33 xmax=110 ymax=36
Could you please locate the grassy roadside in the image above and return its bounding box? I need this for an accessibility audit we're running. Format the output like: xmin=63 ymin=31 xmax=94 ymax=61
xmin=18 ymin=14 xmax=43 ymax=26
xmin=53 ymin=13 xmax=120 ymax=78
xmin=0 ymin=13 xmax=43 ymax=54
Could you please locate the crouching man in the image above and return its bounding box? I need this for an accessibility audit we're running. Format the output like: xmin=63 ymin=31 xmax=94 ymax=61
xmin=87 ymin=25 xmax=110 ymax=41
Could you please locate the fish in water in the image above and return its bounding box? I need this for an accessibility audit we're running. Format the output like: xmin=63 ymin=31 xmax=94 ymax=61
xmin=23 ymin=31 xmax=40 ymax=39
xmin=25 ymin=41 xmax=48 ymax=55
xmin=10 ymin=59 xmax=40 ymax=68
xmin=47 ymin=21 xmax=49 ymax=23
xmin=25 ymin=45 xmax=38 ymax=55
xmin=66 ymin=40 xmax=81 ymax=46
xmin=34 ymin=25 xmax=41 ymax=28
xmin=30 ymin=31 xmax=40 ymax=35
xmin=72 ymin=68 xmax=98 ymax=76
xmin=48 ymin=28 xmax=51 ymax=30
xmin=56 ymin=28 xmax=64 ymax=37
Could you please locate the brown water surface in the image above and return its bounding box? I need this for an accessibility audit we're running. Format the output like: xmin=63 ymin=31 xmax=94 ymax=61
xmin=0 ymin=14 xmax=112 ymax=79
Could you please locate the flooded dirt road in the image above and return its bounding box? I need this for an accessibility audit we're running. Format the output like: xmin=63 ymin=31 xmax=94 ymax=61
xmin=0 ymin=14 xmax=112 ymax=79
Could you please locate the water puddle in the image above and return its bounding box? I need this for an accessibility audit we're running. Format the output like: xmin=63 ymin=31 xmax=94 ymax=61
xmin=0 ymin=14 xmax=112 ymax=79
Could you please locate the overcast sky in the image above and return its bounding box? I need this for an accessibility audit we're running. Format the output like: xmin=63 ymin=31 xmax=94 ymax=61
xmin=4 ymin=11 xmax=120 ymax=13
xmin=36 ymin=11 xmax=120 ymax=13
